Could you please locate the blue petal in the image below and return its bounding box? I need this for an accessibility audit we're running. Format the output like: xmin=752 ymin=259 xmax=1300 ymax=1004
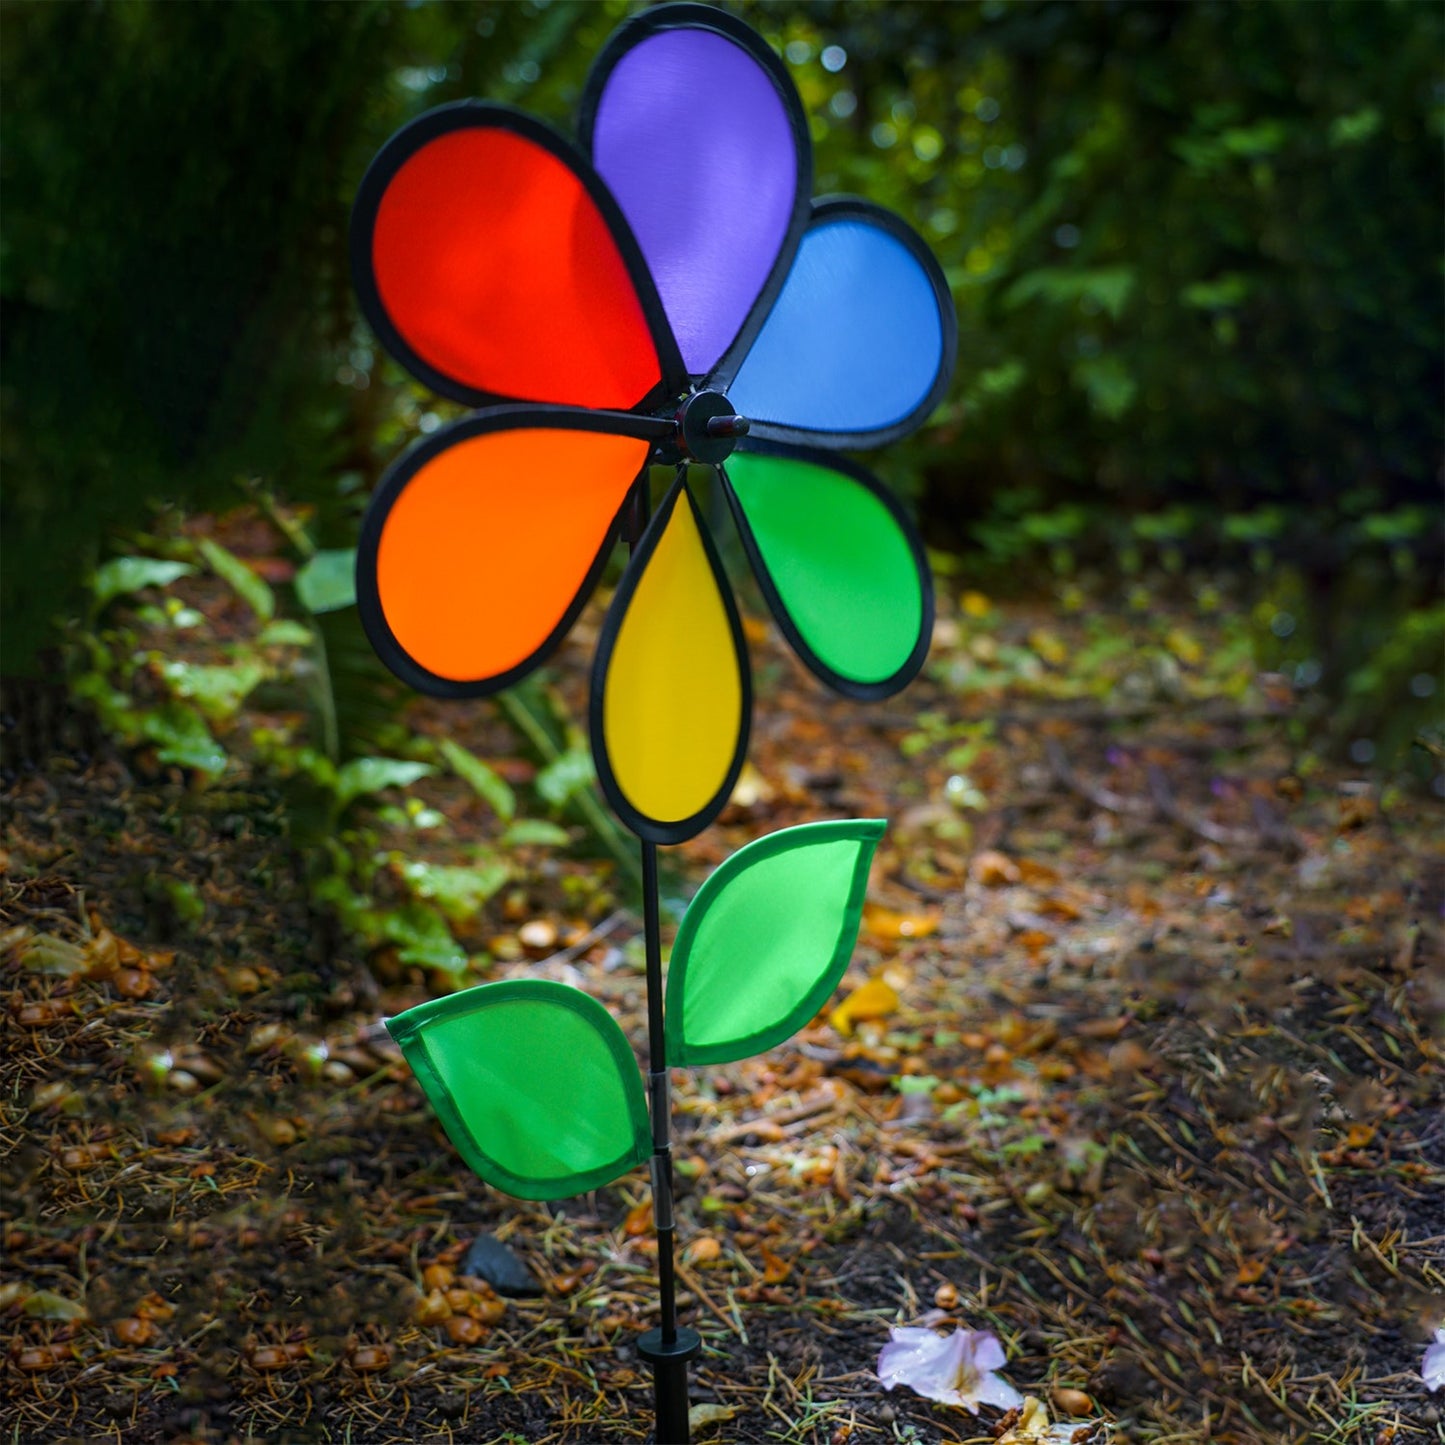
xmin=724 ymin=201 xmax=953 ymax=445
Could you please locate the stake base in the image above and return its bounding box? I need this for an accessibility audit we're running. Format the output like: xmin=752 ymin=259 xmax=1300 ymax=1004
xmin=637 ymin=1326 xmax=701 ymax=1445
xmin=637 ymin=1325 xmax=702 ymax=1364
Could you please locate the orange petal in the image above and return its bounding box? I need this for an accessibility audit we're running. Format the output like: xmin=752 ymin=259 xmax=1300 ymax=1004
xmin=360 ymin=420 xmax=650 ymax=693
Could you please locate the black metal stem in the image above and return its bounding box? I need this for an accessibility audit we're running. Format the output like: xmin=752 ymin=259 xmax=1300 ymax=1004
xmin=641 ymin=840 xmax=676 ymax=1344
xmin=626 ymin=471 xmax=699 ymax=1445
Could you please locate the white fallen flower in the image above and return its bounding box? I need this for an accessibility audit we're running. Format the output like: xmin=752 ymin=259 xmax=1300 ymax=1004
xmin=1424 ymin=1327 xmax=1445 ymax=1392
xmin=877 ymin=1326 xmax=1025 ymax=1413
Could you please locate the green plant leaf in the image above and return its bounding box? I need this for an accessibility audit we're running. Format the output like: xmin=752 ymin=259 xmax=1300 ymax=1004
xmin=437 ymin=737 xmax=515 ymax=821
xmin=1071 ymin=355 xmax=1137 ymax=419
xmin=294 ymin=548 xmax=358 ymax=614
xmin=535 ymin=744 xmax=594 ymax=807
xmin=666 ymin=819 xmax=885 ymax=1066
xmin=333 ymin=756 xmax=434 ymax=812
xmin=91 ymin=556 xmax=193 ymax=611
xmin=138 ymin=703 xmax=227 ymax=775
xmin=393 ymin=857 xmax=510 ymax=924
xmin=378 ymin=902 xmax=469 ymax=975
xmin=22 ymin=1290 xmax=88 ymax=1321
xmin=257 ymin=619 xmax=313 ymax=647
xmin=501 ymin=819 xmax=572 ymax=848
xmin=1002 ymin=265 xmax=1136 ymax=321
xmin=159 ymin=659 xmax=266 ymax=720
xmin=386 ymin=979 xmax=650 ymax=1200
xmin=196 ymin=537 xmax=274 ymax=621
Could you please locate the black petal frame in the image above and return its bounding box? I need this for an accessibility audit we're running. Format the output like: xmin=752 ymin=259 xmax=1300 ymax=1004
xmin=577 ymin=2 xmax=814 ymax=389
xmin=355 ymin=405 xmax=672 ymax=700
xmin=707 ymin=196 xmax=960 ymax=452
xmin=719 ymin=439 xmax=936 ymax=701
xmin=589 ymin=472 xmax=753 ymax=845
xmin=351 ymin=100 xmax=688 ymax=411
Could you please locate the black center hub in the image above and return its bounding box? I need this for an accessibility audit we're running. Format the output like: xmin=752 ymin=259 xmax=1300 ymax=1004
xmin=675 ymin=390 xmax=750 ymax=466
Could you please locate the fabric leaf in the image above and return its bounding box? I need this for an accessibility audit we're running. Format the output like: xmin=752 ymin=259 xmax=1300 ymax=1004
xmin=386 ymin=979 xmax=650 ymax=1201
xmin=666 ymin=819 xmax=884 ymax=1065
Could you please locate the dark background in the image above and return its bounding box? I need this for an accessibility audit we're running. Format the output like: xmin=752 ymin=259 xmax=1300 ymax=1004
xmin=3 ymin=0 xmax=1441 ymax=752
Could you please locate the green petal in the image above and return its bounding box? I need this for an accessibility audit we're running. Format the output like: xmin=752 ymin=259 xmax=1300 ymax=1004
xmin=666 ymin=819 xmax=885 ymax=1066
xmin=386 ymin=980 xmax=649 ymax=1200
xmin=723 ymin=447 xmax=931 ymax=697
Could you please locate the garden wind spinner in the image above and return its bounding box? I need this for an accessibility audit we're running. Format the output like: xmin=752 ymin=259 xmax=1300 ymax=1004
xmin=351 ymin=5 xmax=955 ymax=1439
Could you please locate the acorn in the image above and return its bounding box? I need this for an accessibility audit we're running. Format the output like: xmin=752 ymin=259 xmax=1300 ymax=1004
xmin=1052 ymin=1386 xmax=1094 ymax=1416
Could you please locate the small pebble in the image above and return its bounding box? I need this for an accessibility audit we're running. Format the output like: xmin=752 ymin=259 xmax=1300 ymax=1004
xmin=463 ymin=1232 xmax=542 ymax=1297
xmin=518 ymin=919 xmax=558 ymax=954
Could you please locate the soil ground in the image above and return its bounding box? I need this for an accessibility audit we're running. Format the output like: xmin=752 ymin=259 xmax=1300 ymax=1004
xmin=3 ymin=584 xmax=1442 ymax=1445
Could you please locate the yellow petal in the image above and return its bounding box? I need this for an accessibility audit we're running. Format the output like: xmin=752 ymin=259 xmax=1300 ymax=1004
xmin=598 ymin=484 xmax=745 ymax=839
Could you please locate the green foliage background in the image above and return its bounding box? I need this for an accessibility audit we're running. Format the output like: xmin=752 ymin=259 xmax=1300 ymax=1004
xmin=3 ymin=0 xmax=1440 ymax=741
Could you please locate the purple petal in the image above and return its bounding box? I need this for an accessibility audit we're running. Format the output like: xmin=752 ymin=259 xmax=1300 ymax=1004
xmin=972 ymin=1372 xmax=1026 ymax=1411
xmin=966 ymin=1330 xmax=1008 ymax=1375
xmin=586 ymin=21 xmax=805 ymax=376
xmin=1424 ymin=1330 xmax=1445 ymax=1391
xmin=877 ymin=1327 xmax=966 ymax=1402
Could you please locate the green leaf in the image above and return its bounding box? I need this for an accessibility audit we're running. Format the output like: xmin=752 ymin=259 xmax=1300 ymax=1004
xmin=1329 ymin=106 xmax=1381 ymax=148
xmin=17 ymin=935 xmax=88 ymax=975
xmin=294 ymin=548 xmax=358 ymax=614
xmin=196 ymin=537 xmax=274 ymax=621
xmin=394 ymin=858 xmax=510 ymax=924
xmin=437 ymin=737 xmax=515 ymax=821
xmin=1181 ymin=273 xmax=1251 ymax=311
xmin=378 ymin=902 xmax=468 ymax=975
xmin=138 ymin=704 xmax=227 ymax=775
xmin=158 ymin=659 xmax=266 ymax=720
xmin=666 ymin=819 xmax=885 ymax=1066
xmin=535 ymin=744 xmax=595 ymax=807
xmin=1071 ymin=355 xmax=1137 ymax=419
xmin=1002 ymin=266 xmax=1136 ymax=321
xmin=23 ymin=1290 xmax=88 ymax=1321
xmin=333 ymin=757 xmax=435 ymax=812
xmin=386 ymin=979 xmax=650 ymax=1200
xmin=257 ymin=619 xmax=314 ymax=647
xmin=500 ymin=819 xmax=572 ymax=848
xmin=91 ymin=556 xmax=193 ymax=611
xmin=1219 ymin=118 xmax=1289 ymax=158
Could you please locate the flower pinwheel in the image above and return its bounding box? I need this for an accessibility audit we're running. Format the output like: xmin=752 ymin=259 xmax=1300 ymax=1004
xmin=352 ymin=2 xmax=957 ymax=843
